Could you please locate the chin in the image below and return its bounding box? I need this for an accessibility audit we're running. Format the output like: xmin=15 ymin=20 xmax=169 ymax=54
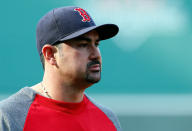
xmin=85 ymin=71 xmax=101 ymax=83
xmin=85 ymin=75 xmax=101 ymax=83
xmin=87 ymin=78 xmax=100 ymax=83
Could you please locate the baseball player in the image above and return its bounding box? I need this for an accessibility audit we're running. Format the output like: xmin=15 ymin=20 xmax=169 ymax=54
xmin=0 ymin=6 xmax=121 ymax=131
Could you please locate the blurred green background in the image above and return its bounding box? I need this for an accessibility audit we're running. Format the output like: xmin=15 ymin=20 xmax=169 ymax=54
xmin=1 ymin=0 xmax=192 ymax=130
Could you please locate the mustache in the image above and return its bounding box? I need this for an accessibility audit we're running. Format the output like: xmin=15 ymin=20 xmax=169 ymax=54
xmin=87 ymin=60 xmax=101 ymax=68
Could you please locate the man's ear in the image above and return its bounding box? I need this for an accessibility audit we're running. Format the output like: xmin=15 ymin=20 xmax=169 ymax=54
xmin=42 ymin=44 xmax=57 ymax=65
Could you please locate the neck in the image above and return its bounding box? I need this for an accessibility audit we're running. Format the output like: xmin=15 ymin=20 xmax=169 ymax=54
xmin=39 ymin=68 xmax=93 ymax=103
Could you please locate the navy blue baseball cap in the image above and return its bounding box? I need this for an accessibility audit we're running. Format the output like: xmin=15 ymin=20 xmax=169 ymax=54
xmin=36 ymin=6 xmax=119 ymax=56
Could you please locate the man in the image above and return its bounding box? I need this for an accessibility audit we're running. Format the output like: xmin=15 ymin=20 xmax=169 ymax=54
xmin=0 ymin=6 xmax=121 ymax=131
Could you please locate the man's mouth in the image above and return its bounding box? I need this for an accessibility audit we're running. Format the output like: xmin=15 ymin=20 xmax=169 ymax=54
xmin=88 ymin=64 xmax=100 ymax=72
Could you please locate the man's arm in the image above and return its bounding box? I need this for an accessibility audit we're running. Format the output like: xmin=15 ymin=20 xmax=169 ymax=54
xmin=0 ymin=109 xmax=10 ymax=131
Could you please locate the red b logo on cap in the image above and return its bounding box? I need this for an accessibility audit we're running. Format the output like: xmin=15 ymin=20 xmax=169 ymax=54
xmin=74 ymin=8 xmax=91 ymax=22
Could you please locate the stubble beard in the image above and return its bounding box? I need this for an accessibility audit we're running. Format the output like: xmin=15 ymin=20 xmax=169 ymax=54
xmin=85 ymin=70 xmax=101 ymax=83
xmin=85 ymin=60 xmax=101 ymax=83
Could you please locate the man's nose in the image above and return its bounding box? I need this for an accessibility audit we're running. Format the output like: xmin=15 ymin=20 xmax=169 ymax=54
xmin=88 ymin=46 xmax=101 ymax=60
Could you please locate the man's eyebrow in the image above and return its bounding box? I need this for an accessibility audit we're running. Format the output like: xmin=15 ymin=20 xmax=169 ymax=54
xmin=74 ymin=36 xmax=100 ymax=42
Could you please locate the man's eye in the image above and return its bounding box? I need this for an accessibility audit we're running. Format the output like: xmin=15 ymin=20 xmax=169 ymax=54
xmin=95 ymin=43 xmax=100 ymax=47
xmin=78 ymin=43 xmax=88 ymax=47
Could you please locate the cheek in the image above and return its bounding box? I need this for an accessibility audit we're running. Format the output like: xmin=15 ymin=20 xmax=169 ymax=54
xmin=63 ymin=52 xmax=87 ymax=71
xmin=73 ymin=52 xmax=87 ymax=69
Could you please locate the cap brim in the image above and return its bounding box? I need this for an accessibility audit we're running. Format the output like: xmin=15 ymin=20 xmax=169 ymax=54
xmin=59 ymin=24 xmax=119 ymax=41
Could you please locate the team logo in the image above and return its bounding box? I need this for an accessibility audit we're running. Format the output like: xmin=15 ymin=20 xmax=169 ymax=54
xmin=74 ymin=8 xmax=91 ymax=22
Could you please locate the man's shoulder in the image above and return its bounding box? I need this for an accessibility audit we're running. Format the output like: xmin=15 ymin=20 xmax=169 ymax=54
xmin=0 ymin=87 xmax=36 ymax=110
xmin=86 ymin=95 xmax=114 ymax=115
xmin=0 ymin=87 xmax=37 ymax=131
xmin=85 ymin=94 xmax=122 ymax=131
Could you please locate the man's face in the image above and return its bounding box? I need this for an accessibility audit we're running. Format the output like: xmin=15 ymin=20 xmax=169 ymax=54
xmin=56 ymin=30 xmax=102 ymax=86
